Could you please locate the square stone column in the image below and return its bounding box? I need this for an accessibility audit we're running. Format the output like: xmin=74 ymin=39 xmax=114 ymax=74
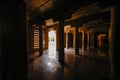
xmin=75 ymin=26 xmax=79 ymax=55
xmin=82 ymin=31 xmax=85 ymax=51
xmin=45 ymin=29 xmax=48 ymax=49
xmin=87 ymin=31 xmax=90 ymax=50
xmin=58 ymin=19 xmax=65 ymax=64
xmin=66 ymin=33 xmax=68 ymax=49
xmin=0 ymin=1 xmax=28 ymax=80
xmin=39 ymin=26 xmax=43 ymax=56
xmin=109 ymin=4 xmax=120 ymax=80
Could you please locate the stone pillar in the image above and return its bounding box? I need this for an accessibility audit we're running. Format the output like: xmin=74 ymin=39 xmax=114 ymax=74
xmin=75 ymin=26 xmax=79 ymax=55
xmin=58 ymin=19 xmax=65 ymax=64
xmin=90 ymin=31 xmax=94 ymax=49
xmin=0 ymin=5 xmax=2 ymax=80
xmin=0 ymin=1 xmax=28 ymax=80
xmin=109 ymin=7 xmax=114 ymax=80
xmin=114 ymin=4 xmax=120 ymax=80
xmin=82 ymin=31 xmax=85 ymax=51
xmin=92 ymin=32 xmax=95 ymax=48
xmin=109 ymin=4 xmax=120 ymax=80
xmin=27 ymin=23 xmax=34 ymax=54
xmin=87 ymin=31 xmax=90 ymax=50
xmin=66 ymin=33 xmax=68 ymax=49
xmin=56 ymin=28 xmax=59 ymax=51
xmin=73 ymin=28 xmax=76 ymax=48
xmin=45 ymin=29 xmax=48 ymax=50
xmin=39 ymin=26 xmax=43 ymax=56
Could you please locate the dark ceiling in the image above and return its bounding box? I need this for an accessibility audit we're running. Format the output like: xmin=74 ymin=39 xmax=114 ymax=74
xmin=23 ymin=0 xmax=113 ymax=22
xmin=24 ymin=0 xmax=99 ymax=21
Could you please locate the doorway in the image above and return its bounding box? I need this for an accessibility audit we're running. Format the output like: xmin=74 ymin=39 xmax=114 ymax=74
xmin=48 ymin=29 xmax=56 ymax=59
xmin=94 ymin=32 xmax=108 ymax=48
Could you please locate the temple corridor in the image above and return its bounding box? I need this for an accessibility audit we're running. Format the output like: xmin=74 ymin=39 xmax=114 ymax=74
xmin=0 ymin=0 xmax=120 ymax=80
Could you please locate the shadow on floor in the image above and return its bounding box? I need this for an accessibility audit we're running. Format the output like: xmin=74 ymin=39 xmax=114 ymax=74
xmin=28 ymin=49 xmax=111 ymax=80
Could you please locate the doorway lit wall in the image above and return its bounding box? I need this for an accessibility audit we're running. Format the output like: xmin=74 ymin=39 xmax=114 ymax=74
xmin=48 ymin=29 xmax=56 ymax=59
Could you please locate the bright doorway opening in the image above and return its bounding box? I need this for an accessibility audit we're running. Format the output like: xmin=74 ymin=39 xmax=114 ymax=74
xmin=48 ymin=29 xmax=56 ymax=59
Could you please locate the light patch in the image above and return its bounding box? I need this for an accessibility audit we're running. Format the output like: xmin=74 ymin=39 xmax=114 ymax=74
xmin=39 ymin=0 xmax=54 ymax=12
xmin=47 ymin=62 xmax=52 ymax=66
xmin=45 ymin=18 xmax=54 ymax=26
xmin=48 ymin=30 xmax=56 ymax=59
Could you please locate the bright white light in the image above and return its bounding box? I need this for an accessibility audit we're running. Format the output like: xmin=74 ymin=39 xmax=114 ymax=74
xmin=47 ymin=62 xmax=52 ymax=66
xmin=48 ymin=30 xmax=56 ymax=59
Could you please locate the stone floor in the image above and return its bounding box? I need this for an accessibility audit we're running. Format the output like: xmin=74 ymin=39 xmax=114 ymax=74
xmin=28 ymin=48 xmax=111 ymax=80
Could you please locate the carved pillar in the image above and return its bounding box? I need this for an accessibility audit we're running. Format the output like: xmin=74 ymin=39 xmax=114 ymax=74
xmin=73 ymin=28 xmax=76 ymax=48
xmin=90 ymin=31 xmax=94 ymax=49
xmin=66 ymin=32 xmax=68 ymax=49
xmin=56 ymin=29 xmax=59 ymax=51
xmin=82 ymin=31 xmax=85 ymax=51
xmin=58 ymin=19 xmax=65 ymax=64
xmin=75 ymin=26 xmax=79 ymax=55
xmin=1 ymin=1 xmax=28 ymax=80
xmin=87 ymin=31 xmax=90 ymax=50
xmin=27 ymin=23 xmax=34 ymax=54
xmin=39 ymin=26 xmax=43 ymax=56
xmin=109 ymin=6 xmax=114 ymax=80
xmin=109 ymin=4 xmax=120 ymax=79
xmin=45 ymin=29 xmax=48 ymax=50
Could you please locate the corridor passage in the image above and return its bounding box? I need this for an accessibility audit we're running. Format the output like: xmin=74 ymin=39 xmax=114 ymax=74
xmin=29 ymin=49 xmax=111 ymax=80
